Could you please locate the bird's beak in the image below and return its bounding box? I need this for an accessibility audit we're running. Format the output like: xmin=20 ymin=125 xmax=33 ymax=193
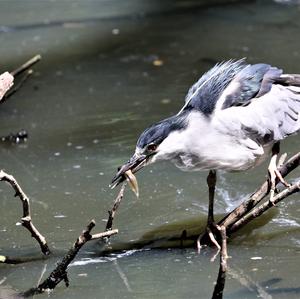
xmin=110 ymin=153 xmax=148 ymax=189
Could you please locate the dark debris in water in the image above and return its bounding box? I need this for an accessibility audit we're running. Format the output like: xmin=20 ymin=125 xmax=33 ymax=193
xmin=1 ymin=129 xmax=28 ymax=144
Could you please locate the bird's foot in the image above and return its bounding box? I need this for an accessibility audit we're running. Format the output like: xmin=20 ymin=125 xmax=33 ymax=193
xmin=268 ymin=153 xmax=291 ymax=205
xmin=197 ymin=222 xmax=221 ymax=254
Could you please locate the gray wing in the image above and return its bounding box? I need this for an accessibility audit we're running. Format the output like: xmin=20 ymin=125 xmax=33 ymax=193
xmin=180 ymin=59 xmax=247 ymax=115
xmin=213 ymin=84 xmax=300 ymax=145
xmin=180 ymin=59 xmax=284 ymax=116
xmin=220 ymin=64 xmax=283 ymax=109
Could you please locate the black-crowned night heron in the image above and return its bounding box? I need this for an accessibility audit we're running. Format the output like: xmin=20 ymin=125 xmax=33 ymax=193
xmin=111 ymin=58 xmax=300 ymax=248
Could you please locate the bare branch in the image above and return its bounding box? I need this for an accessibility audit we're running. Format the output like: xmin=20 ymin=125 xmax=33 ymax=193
xmin=220 ymin=152 xmax=300 ymax=229
xmin=221 ymin=152 xmax=299 ymax=228
xmin=91 ymin=230 xmax=119 ymax=240
xmin=23 ymin=221 xmax=118 ymax=297
xmin=200 ymin=152 xmax=300 ymax=246
xmin=0 ymin=170 xmax=50 ymax=255
xmin=105 ymin=183 xmax=126 ymax=232
xmin=0 ymin=254 xmax=47 ymax=264
xmin=10 ymin=54 xmax=41 ymax=77
xmin=229 ymin=181 xmax=300 ymax=233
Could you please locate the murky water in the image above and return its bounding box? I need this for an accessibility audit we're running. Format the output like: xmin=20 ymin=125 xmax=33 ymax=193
xmin=0 ymin=1 xmax=299 ymax=298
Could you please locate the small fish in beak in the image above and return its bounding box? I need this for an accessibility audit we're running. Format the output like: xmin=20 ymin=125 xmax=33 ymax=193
xmin=110 ymin=153 xmax=147 ymax=189
xmin=125 ymin=170 xmax=139 ymax=198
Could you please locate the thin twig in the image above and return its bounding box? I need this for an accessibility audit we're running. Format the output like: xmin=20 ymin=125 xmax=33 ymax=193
xmin=105 ymin=183 xmax=126 ymax=232
xmin=91 ymin=229 xmax=119 ymax=240
xmin=0 ymin=170 xmax=50 ymax=255
xmin=10 ymin=55 xmax=41 ymax=77
xmin=0 ymin=254 xmax=47 ymax=264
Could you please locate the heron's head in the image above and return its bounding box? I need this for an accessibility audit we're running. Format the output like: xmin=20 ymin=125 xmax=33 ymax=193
xmin=110 ymin=113 xmax=187 ymax=188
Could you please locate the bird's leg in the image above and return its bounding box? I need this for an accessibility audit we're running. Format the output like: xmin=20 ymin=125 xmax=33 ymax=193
xmin=207 ymin=170 xmax=217 ymax=226
xmin=206 ymin=170 xmax=221 ymax=250
xmin=197 ymin=170 xmax=221 ymax=251
xmin=268 ymin=142 xmax=291 ymax=204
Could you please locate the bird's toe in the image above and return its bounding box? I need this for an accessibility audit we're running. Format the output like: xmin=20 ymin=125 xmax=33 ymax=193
xmin=197 ymin=223 xmax=221 ymax=253
xmin=268 ymin=164 xmax=290 ymax=205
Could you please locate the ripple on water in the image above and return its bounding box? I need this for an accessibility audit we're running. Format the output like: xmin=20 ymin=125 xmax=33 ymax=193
xmin=271 ymin=217 xmax=300 ymax=227
xmin=71 ymin=249 xmax=147 ymax=267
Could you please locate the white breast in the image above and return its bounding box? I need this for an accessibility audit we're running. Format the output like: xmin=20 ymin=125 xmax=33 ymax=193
xmin=154 ymin=111 xmax=270 ymax=172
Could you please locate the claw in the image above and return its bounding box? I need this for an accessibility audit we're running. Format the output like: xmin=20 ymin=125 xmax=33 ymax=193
xmin=197 ymin=223 xmax=221 ymax=254
xmin=207 ymin=226 xmax=221 ymax=250
xmin=268 ymin=153 xmax=291 ymax=205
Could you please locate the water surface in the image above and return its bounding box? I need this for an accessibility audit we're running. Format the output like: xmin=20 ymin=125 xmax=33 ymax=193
xmin=0 ymin=1 xmax=299 ymax=298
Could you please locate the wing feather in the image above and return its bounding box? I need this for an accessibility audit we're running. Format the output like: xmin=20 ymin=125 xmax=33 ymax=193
xmin=181 ymin=59 xmax=300 ymax=145
xmin=217 ymin=64 xmax=283 ymax=110
xmin=180 ymin=59 xmax=247 ymax=115
xmin=213 ymin=84 xmax=300 ymax=145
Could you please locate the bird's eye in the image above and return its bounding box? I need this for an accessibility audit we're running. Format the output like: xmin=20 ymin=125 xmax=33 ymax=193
xmin=147 ymin=143 xmax=157 ymax=152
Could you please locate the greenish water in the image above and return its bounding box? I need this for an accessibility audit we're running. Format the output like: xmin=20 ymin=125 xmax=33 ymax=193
xmin=0 ymin=1 xmax=299 ymax=298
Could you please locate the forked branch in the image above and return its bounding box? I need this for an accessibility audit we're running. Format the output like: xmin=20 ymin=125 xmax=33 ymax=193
xmin=23 ymin=221 xmax=118 ymax=297
xmin=0 ymin=170 xmax=50 ymax=255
